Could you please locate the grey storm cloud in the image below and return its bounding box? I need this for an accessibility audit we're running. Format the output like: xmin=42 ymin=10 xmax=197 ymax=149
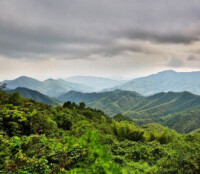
xmin=94 ymin=42 xmax=160 ymax=57
xmin=114 ymin=29 xmax=199 ymax=44
xmin=167 ymin=57 xmax=184 ymax=68
xmin=187 ymin=55 xmax=200 ymax=61
xmin=0 ymin=0 xmax=200 ymax=59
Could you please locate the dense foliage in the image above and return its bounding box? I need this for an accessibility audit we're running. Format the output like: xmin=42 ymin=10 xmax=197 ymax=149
xmin=1 ymin=89 xmax=200 ymax=173
xmin=58 ymin=89 xmax=200 ymax=133
xmin=7 ymin=87 xmax=61 ymax=106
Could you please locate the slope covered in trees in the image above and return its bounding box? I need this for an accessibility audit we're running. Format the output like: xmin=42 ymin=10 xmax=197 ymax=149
xmin=160 ymin=108 xmax=200 ymax=133
xmin=1 ymin=89 xmax=200 ymax=173
xmin=7 ymin=87 xmax=60 ymax=106
xmin=57 ymin=90 xmax=200 ymax=118
xmin=57 ymin=89 xmax=144 ymax=116
xmin=57 ymin=90 xmax=200 ymax=133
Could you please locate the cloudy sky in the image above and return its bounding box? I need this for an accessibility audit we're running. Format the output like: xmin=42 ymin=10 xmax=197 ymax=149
xmin=0 ymin=0 xmax=200 ymax=81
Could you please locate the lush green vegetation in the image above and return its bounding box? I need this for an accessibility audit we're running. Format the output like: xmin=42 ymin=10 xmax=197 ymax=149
xmin=56 ymin=89 xmax=145 ymax=116
xmin=160 ymin=108 xmax=200 ymax=133
xmin=7 ymin=87 xmax=61 ymax=106
xmin=57 ymin=89 xmax=200 ymax=133
xmin=1 ymin=88 xmax=200 ymax=173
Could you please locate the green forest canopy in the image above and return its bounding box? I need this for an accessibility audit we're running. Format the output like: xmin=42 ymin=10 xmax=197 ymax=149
xmin=1 ymin=89 xmax=200 ymax=173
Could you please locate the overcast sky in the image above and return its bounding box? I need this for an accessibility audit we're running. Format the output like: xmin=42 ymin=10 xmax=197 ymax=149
xmin=0 ymin=0 xmax=200 ymax=81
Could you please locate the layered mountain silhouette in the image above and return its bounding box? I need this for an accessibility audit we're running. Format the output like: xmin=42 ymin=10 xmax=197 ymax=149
xmin=57 ymin=89 xmax=200 ymax=117
xmin=108 ymin=70 xmax=200 ymax=95
xmin=57 ymin=89 xmax=200 ymax=133
xmin=57 ymin=89 xmax=143 ymax=116
xmin=65 ymin=76 xmax=125 ymax=91
xmin=2 ymin=70 xmax=200 ymax=133
xmin=2 ymin=76 xmax=92 ymax=97
xmin=3 ymin=70 xmax=200 ymax=97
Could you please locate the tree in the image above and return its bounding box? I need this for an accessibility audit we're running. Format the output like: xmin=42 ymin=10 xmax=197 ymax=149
xmin=63 ymin=101 xmax=72 ymax=108
xmin=0 ymin=83 xmax=6 ymax=90
xmin=9 ymin=92 xmax=22 ymax=105
xmin=79 ymin=102 xmax=86 ymax=109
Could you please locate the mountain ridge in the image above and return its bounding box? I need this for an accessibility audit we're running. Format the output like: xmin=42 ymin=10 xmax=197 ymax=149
xmin=56 ymin=89 xmax=200 ymax=133
xmin=7 ymin=87 xmax=61 ymax=105
xmin=57 ymin=89 xmax=200 ymax=116
xmin=2 ymin=76 xmax=92 ymax=97
xmin=107 ymin=70 xmax=200 ymax=95
xmin=65 ymin=76 xmax=125 ymax=91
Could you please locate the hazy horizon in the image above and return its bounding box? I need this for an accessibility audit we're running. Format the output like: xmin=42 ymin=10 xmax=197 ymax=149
xmin=1 ymin=69 xmax=200 ymax=82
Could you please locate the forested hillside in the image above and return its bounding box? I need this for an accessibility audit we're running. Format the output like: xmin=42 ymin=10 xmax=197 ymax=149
xmin=1 ymin=89 xmax=200 ymax=173
xmin=7 ymin=87 xmax=60 ymax=106
xmin=57 ymin=90 xmax=200 ymax=133
xmin=160 ymin=108 xmax=200 ymax=133
xmin=57 ymin=89 xmax=144 ymax=116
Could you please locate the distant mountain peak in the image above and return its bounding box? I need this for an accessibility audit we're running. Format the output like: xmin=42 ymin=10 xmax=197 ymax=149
xmin=65 ymin=76 xmax=124 ymax=91
xmin=2 ymin=76 xmax=93 ymax=97
xmin=44 ymin=78 xmax=56 ymax=82
xmin=108 ymin=70 xmax=200 ymax=96
xmin=158 ymin=70 xmax=176 ymax=74
xmin=17 ymin=76 xmax=38 ymax=80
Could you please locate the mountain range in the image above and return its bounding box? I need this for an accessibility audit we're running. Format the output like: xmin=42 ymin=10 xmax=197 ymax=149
xmin=65 ymin=76 xmax=125 ymax=91
xmin=7 ymin=87 xmax=60 ymax=105
xmin=57 ymin=89 xmax=200 ymax=117
xmin=2 ymin=70 xmax=200 ymax=133
xmin=3 ymin=76 xmax=91 ymax=97
xmin=57 ymin=89 xmax=200 ymax=133
xmin=57 ymin=89 xmax=143 ymax=115
xmin=110 ymin=70 xmax=200 ymax=95
xmin=3 ymin=70 xmax=200 ymax=97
